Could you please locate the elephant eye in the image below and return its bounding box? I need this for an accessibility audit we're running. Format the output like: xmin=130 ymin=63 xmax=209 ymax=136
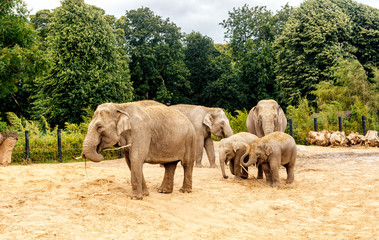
xmin=97 ymin=125 xmax=103 ymax=131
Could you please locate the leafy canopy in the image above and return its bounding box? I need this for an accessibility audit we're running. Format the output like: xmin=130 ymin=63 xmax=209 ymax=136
xmin=33 ymin=0 xmax=133 ymax=127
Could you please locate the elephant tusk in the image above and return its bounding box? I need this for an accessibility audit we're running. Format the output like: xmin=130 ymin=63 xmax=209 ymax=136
xmin=103 ymin=144 xmax=131 ymax=151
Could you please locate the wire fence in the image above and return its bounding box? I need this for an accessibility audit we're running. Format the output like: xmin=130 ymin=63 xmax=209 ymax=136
xmin=11 ymin=130 xmax=121 ymax=164
xmin=8 ymin=115 xmax=374 ymax=164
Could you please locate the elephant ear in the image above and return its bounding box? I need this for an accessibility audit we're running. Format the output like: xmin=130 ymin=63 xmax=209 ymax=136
xmin=264 ymin=144 xmax=273 ymax=156
xmin=276 ymin=106 xmax=287 ymax=132
xmin=203 ymin=113 xmax=213 ymax=130
xmin=116 ymin=110 xmax=131 ymax=135
xmin=232 ymin=142 xmax=240 ymax=152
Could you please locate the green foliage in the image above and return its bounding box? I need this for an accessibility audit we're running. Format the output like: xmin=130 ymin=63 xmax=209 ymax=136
xmin=286 ymin=98 xmax=314 ymax=144
xmin=10 ymin=109 xmax=119 ymax=164
xmin=33 ymin=0 xmax=133 ymax=127
xmin=275 ymin=0 xmax=378 ymax=107
xmin=0 ymin=0 xmax=49 ymax=118
xmin=225 ymin=109 xmax=249 ymax=133
xmin=221 ymin=4 xmax=293 ymax=109
xmin=0 ymin=117 xmax=10 ymax=131
xmin=118 ymin=7 xmax=189 ymax=104
xmin=331 ymin=0 xmax=379 ymax=78
xmin=183 ymin=32 xmax=240 ymax=109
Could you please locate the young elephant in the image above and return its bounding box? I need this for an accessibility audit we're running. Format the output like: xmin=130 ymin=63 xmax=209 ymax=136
xmin=241 ymin=132 xmax=296 ymax=187
xmin=218 ymin=132 xmax=259 ymax=179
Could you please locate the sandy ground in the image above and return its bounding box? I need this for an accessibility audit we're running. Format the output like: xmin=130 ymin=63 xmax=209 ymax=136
xmin=0 ymin=144 xmax=378 ymax=240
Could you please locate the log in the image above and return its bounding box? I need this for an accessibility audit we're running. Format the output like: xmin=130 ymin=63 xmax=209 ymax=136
xmin=306 ymin=130 xmax=330 ymax=146
xmin=362 ymin=130 xmax=379 ymax=147
xmin=0 ymin=131 xmax=18 ymax=166
xmin=330 ymin=131 xmax=348 ymax=147
xmin=346 ymin=132 xmax=364 ymax=145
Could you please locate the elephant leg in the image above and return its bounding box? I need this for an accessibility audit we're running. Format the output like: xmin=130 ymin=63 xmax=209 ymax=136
xmin=240 ymin=166 xmax=248 ymax=179
xmin=229 ymin=160 xmax=235 ymax=175
xmin=158 ymin=161 xmax=179 ymax=194
xmin=270 ymin=163 xmax=280 ymax=187
xmin=195 ymin=137 xmax=205 ymax=168
xmin=125 ymin=151 xmax=149 ymax=196
xmin=204 ymin=137 xmax=217 ymax=168
xmin=285 ymin=162 xmax=295 ymax=184
xmin=180 ymin=160 xmax=194 ymax=193
xmin=257 ymin=165 xmax=264 ymax=179
xmin=233 ymin=158 xmax=244 ymax=180
xmin=261 ymin=163 xmax=272 ymax=186
xmin=129 ymin=161 xmax=144 ymax=200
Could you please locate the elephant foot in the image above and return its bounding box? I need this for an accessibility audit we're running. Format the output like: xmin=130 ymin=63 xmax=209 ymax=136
xmin=143 ymin=189 xmax=150 ymax=196
xmin=179 ymin=187 xmax=192 ymax=193
xmin=130 ymin=192 xmax=143 ymax=200
xmin=209 ymin=163 xmax=217 ymax=168
xmin=286 ymin=179 xmax=294 ymax=184
xmin=233 ymin=176 xmax=243 ymax=181
xmin=257 ymin=175 xmax=264 ymax=179
xmin=272 ymin=182 xmax=280 ymax=187
xmin=158 ymin=186 xmax=173 ymax=194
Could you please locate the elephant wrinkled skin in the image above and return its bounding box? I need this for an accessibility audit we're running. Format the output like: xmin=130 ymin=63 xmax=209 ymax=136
xmin=246 ymin=99 xmax=287 ymax=138
xmin=82 ymin=100 xmax=196 ymax=200
xmin=218 ymin=132 xmax=259 ymax=180
xmin=170 ymin=104 xmax=233 ymax=168
xmin=241 ymin=132 xmax=296 ymax=187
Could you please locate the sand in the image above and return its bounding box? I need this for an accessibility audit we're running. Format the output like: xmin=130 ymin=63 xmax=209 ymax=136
xmin=0 ymin=144 xmax=378 ymax=240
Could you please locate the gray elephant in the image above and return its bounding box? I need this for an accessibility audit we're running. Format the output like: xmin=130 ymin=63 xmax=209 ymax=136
xmin=241 ymin=132 xmax=296 ymax=187
xmin=170 ymin=104 xmax=234 ymax=168
xmin=246 ymin=99 xmax=287 ymax=138
xmin=82 ymin=100 xmax=197 ymax=200
xmin=218 ymin=132 xmax=258 ymax=180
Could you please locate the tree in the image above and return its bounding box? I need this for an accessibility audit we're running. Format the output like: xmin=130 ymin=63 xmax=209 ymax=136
xmin=118 ymin=7 xmax=189 ymax=104
xmin=0 ymin=0 xmax=48 ymax=117
xmin=183 ymin=32 xmax=238 ymax=107
xmin=330 ymin=0 xmax=379 ymax=80
xmin=274 ymin=0 xmax=353 ymax=106
xmin=221 ymin=4 xmax=293 ymax=109
xmin=33 ymin=0 xmax=133 ymax=127
xmin=30 ymin=9 xmax=53 ymax=51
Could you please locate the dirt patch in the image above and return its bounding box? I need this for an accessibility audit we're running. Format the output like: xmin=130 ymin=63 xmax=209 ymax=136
xmin=0 ymin=145 xmax=378 ymax=239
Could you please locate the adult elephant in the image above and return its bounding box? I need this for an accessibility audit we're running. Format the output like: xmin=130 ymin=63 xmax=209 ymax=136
xmin=246 ymin=99 xmax=287 ymax=138
xmin=170 ymin=104 xmax=234 ymax=168
xmin=82 ymin=100 xmax=196 ymax=200
xmin=218 ymin=132 xmax=258 ymax=180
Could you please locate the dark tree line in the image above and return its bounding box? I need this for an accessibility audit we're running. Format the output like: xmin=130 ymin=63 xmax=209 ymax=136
xmin=0 ymin=0 xmax=377 ymax=128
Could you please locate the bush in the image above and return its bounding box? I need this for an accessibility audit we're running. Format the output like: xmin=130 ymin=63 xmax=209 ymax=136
xmin=226 ymin=109 xmax=248 ymax=133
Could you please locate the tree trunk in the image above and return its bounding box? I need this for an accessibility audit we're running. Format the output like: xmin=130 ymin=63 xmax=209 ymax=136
xmin=0 ymin=131 xmax=18 ymax=166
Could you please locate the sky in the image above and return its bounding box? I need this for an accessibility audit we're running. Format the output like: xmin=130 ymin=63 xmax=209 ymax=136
xmin=23 ymin=0 xmax=379 ymax=43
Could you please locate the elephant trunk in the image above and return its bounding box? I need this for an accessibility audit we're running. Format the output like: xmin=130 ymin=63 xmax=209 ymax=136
xmin=224 ymin=125 xmax=234 ymax=138
xmin=82 ymin=129 xmax=104 ymax=162
xmin=262 ymin=118 xmax=275 ymax=136
xmin=219 ymin=152 xmax=228 ymax=179
xmin=241 ymin=151 xmax=255 ymax=167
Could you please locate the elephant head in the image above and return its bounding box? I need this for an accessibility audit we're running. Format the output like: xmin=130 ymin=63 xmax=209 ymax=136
xmin=249 ymin=100 xmax=287 ymax=137
xmin=82 ymin=103 xmax=131 ymax=162
xmin=203 ymin=109 xmax=233 ymax=138
xmin=219 ymin=141 xmax=249 ymax=179
xmin=241 ymin=141 xmax=272 ymax=168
